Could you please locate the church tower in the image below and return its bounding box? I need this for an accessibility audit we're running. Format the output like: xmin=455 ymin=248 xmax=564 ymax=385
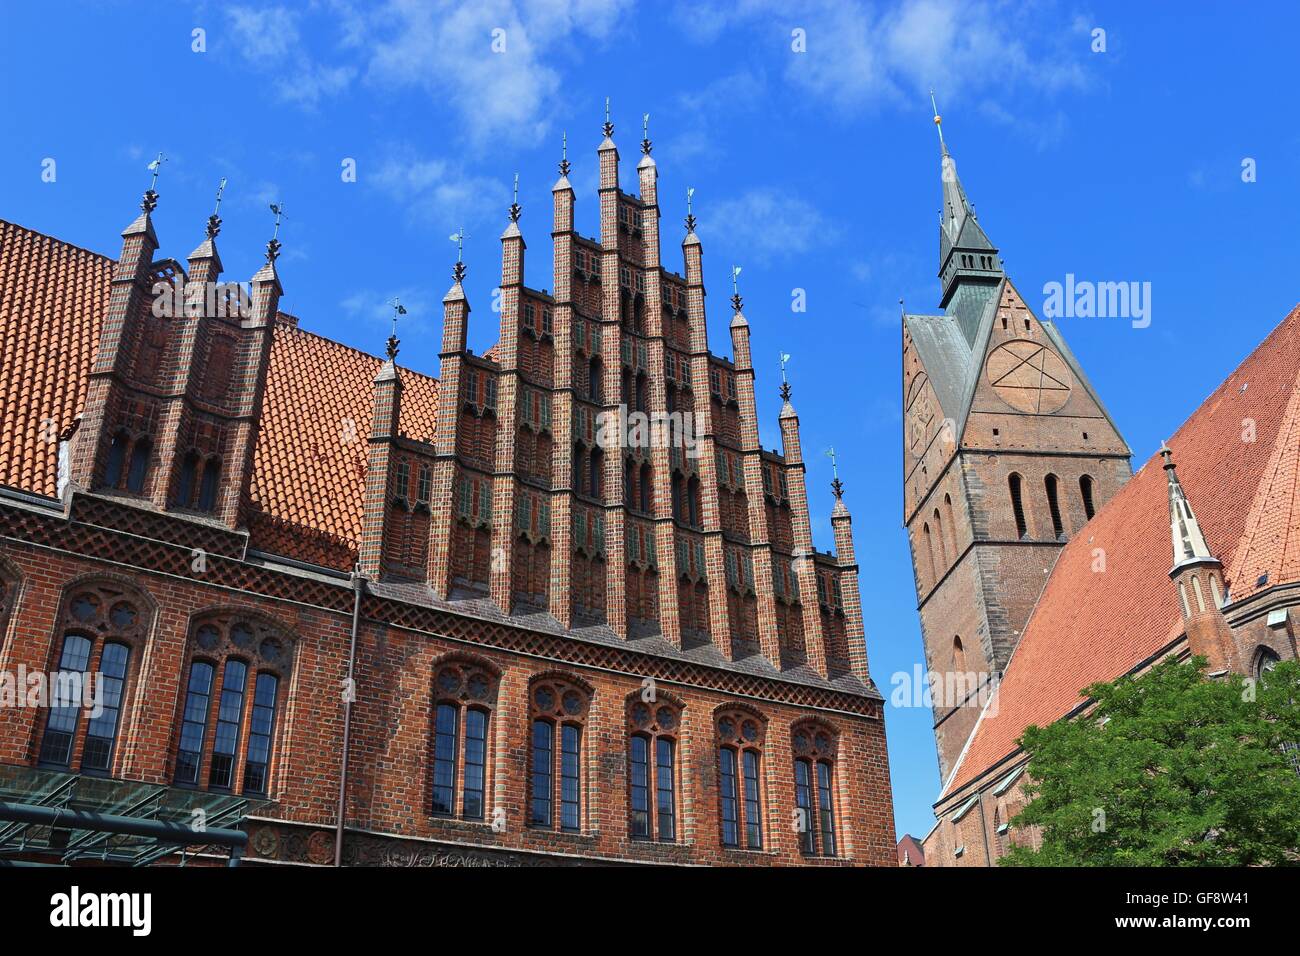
xmin=902 ymin=106 xmax=1132 ymax=783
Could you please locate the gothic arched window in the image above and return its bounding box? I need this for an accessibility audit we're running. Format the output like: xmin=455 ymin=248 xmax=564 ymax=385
xmin=1009 ymin=473 xmax=1028 ymax=539
xmin=628 ymin=694 xmax=681 ymax=842
xmin=717 ymin=708 xmax=765 ymax=850
xmin=197 ymin=457 xmax=221 ymax=512
xmin=430 ymin=659 xmax=498 ymax=820
xmin=126 ymin=437 xmax=152 ymax=494
xmin=37 ymin=581 xmax=150 ymax=775
xmin=1044 ymin=474 xmax=1064 ymax=539
xmin=1079 ymin=474 xmax=1096 ymax=520
xmin=174 ymin=614 xmax=293 ymax=796
xmin=792 ymin=722 xmax=838 ymax=857
xmin=104 ymin=431 xmax=129 ymax=488
xmin=529 ymin=676 xmax=590 ymax=833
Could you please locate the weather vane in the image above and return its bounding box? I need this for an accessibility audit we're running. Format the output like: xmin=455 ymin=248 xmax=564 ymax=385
xmin=207 ymin=177 xmax=227 ymax=238
xmin=779 ymin=352 xmax=792 ymax=402
xmin=509 ymin=173 xmax=521 ymax=223
xmin=826 ymin=446 xmax=844 ymax=498
xmin=387 ymin=298 xmax=406 ymax=361
xmin=450 ymin=228 xmax=468 ymax=282
xmin=266 ymin=202 xmax=286 ymax=262
xmin=685 ymin=186 xmax=696 ymax=233
xmin=641 ymin=112 xmax=652 ymax=155
xmin=730 ymin=265 xmax=742 ymax=312
xmin=603 ymin=96 xmax=614 ymax=138
xmin=930 ymin=89 xmax=946 ymax=151
xmin=147 ymin=152 xmax=166 ymax=190
xmin=559 ymin=131 xmax=570 ymax=177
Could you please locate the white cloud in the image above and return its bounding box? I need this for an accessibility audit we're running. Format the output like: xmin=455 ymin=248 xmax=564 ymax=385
xmin=360 ymin=0 xmax=633 ymax=144
xmin=226 ymin=5 xmax=358 ymax=109
xmin=701 ymin=189 xmax=838 ymax=264
xmin=371 ymin=143 xmax=508 ymax=227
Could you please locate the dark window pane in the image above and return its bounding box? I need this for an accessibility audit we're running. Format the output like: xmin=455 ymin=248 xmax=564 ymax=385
xmin=39 ymin=634 xmax=93 ymax=767
xmin=82 ymin=643 xmax=130 ymax=774
xmin=208 ymin=660 xmax=247 ymax=790
xmin=530 ymin=720 xmax=553 ymax=827
xmin=719 ymin=747 xmax=739 ymax=847
xmin=817 ymin=760 xmax=837 ymax=857
xmin=560 ymin=724 xmax=581 ymax=832
xmin=198 ymin=459 xmax=221 ymax=512
xmin=462 ymin=708 xmax=487 ymax=820
xmin=629 ymin=734 xmax=650 ymax=839
xmin=126 ymin=439 xmax=151 ymax=493
xmin=794 ymin=758 xmax=815 ymax=854
xmin=742 ymin=749 xmax=763 ymax=850
xmin=243 ymin=673 xmax=278 ymax=796
xmin=431 ymin=702 xmax=458 ymax=815
xmin=656 ymin=736 xmax=675 ymax=842
xmin=175 ymin=661 xmax=214 ymax=785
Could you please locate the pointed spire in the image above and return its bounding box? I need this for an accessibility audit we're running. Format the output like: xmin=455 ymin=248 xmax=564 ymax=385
xmin=1161 ymin=442 xmax=1217 ymax=570
xmin=929 ymin=90 xmax=948 ymax=156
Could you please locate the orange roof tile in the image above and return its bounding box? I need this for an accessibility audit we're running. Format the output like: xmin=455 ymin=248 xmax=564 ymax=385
xmin=944 ymin=305 xmax=1300 ymax=797
xmin=0 ymin=220 xmax=439 ymax=565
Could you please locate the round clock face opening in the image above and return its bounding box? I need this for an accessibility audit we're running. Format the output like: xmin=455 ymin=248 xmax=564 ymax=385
xmin=986 ymin=340 xmax=1073 ymax=413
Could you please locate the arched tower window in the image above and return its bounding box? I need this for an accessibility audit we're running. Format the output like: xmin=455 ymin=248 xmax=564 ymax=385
xmin=431 ymin=659 xmax=499 ymax=820
xmin=177 ymin=451 xmax=200 ymax=507
xmin=174 ymin=613 xmax=293 ymax=796
xmin=197 ymin=457 xmax=221 ymax=512
xmin=1254 ymin=647 xmax=1281 ymax=679
xmin=717 ymin=708 xmax=766 ymax=850
xmin=791 ymin=722 xmax=838 ymax=857
xmin=529 ymin=676 xmax=590 ymax=833
xmin=125 ymin=437 xmax=152 ymax=494
xmin=104 ymin=432 xmax=129 ymax=488
xmin=1009 ymin=473 xmax=1028 ymax=539
xmin=921 ymin=522 xmax=937 ymax=584
xmin=1044 ymin=474 xmax=1064 ymax=540
xmin=953 ymin=635 xmax=967 ymax=673
xmin=628 ymin=694 xmax=682 ymax=842
xmin=588 ymin=358 xmax=602 ymax=402
xmin=932 ymin=507 xmax=947 ymax=567
xmin=1079 ymin=475 xmax=1096 ymax=520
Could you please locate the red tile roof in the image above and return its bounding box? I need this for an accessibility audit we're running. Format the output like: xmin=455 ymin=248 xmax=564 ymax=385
xmin=0 ymin=220 xmax=111 ymax=496
xmin=944 ymin=305 xmax=1300 ymax=797
xmin=0 ymin=220 xmax=439 ymax=566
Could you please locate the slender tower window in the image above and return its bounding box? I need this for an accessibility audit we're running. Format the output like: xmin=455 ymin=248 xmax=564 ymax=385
xmin=1080 ymin=475 xmax=1096 ymax=520
xmin=1045 ymin=474 xmax=1064 ymax=540
xmin=1009 ymin=473 xmax=1028 ymax=539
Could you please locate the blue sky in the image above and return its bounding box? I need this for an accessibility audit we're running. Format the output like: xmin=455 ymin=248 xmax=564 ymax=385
xmin=3 ymin=0 xmax=1298 ymax=841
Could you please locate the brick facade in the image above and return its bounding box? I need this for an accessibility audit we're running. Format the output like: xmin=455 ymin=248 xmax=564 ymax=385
xmin=0 ymin=120 xmax=893 ymax=866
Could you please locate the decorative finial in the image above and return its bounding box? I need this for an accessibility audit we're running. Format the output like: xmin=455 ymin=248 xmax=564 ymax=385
xmin=641 ymin=112 xmax=652 ymax=155
xmin=141 ymin=152 xmax=165 ymax=212
xmin=266 ymin=202 xmax=285 ymax=263
xmin=779 ymin=352 xmax=792 ymax=401
xmin=559 ymin=131 xmax=571 ymax=177
xmin=602 ymin=96 xmax=614 ymax=138
xmin=730 ymin=264 xmax=743 ymax=313
xmin=826 ymin=447 xmax=843 ymax=498
xmin=450 ymin=229 xmax=468 ymax=282
xmin=387 ymin=298 xmax=406 ymax=361
xmin=685 ymin=186 xmax=696 ymax=233
xmin=930 ymin=89 xmax=947 ymax=153
xmin=1160 ymin=440 xmax=1174 ymax=469
xmin=509 ymin=173 xmax=521 ymax=223
xmin=206 ymin=177 xmax=227 ymax=238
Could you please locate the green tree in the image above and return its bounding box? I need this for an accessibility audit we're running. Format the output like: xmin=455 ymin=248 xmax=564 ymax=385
xmin=1002 ymin=656 xmax=1300 ymax=866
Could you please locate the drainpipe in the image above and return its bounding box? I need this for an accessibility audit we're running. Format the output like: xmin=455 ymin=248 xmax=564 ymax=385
xmin=334 ymin=566 xmax=365 ymax=867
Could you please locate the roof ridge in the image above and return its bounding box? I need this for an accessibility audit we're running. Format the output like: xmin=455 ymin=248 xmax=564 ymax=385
xmin=0 ymin=218 xmax=117 ymax=265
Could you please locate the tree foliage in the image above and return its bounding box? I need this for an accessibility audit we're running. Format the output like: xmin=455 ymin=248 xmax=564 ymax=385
xmin=1002 ymin=656 xmax=1300 ymax=866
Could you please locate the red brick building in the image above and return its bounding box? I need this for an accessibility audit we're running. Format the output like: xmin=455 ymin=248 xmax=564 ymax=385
xmin=0 ymin=119 xmax=894 ymax=866
xmin=904 ymin=116 xmax=1300 ymax=866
